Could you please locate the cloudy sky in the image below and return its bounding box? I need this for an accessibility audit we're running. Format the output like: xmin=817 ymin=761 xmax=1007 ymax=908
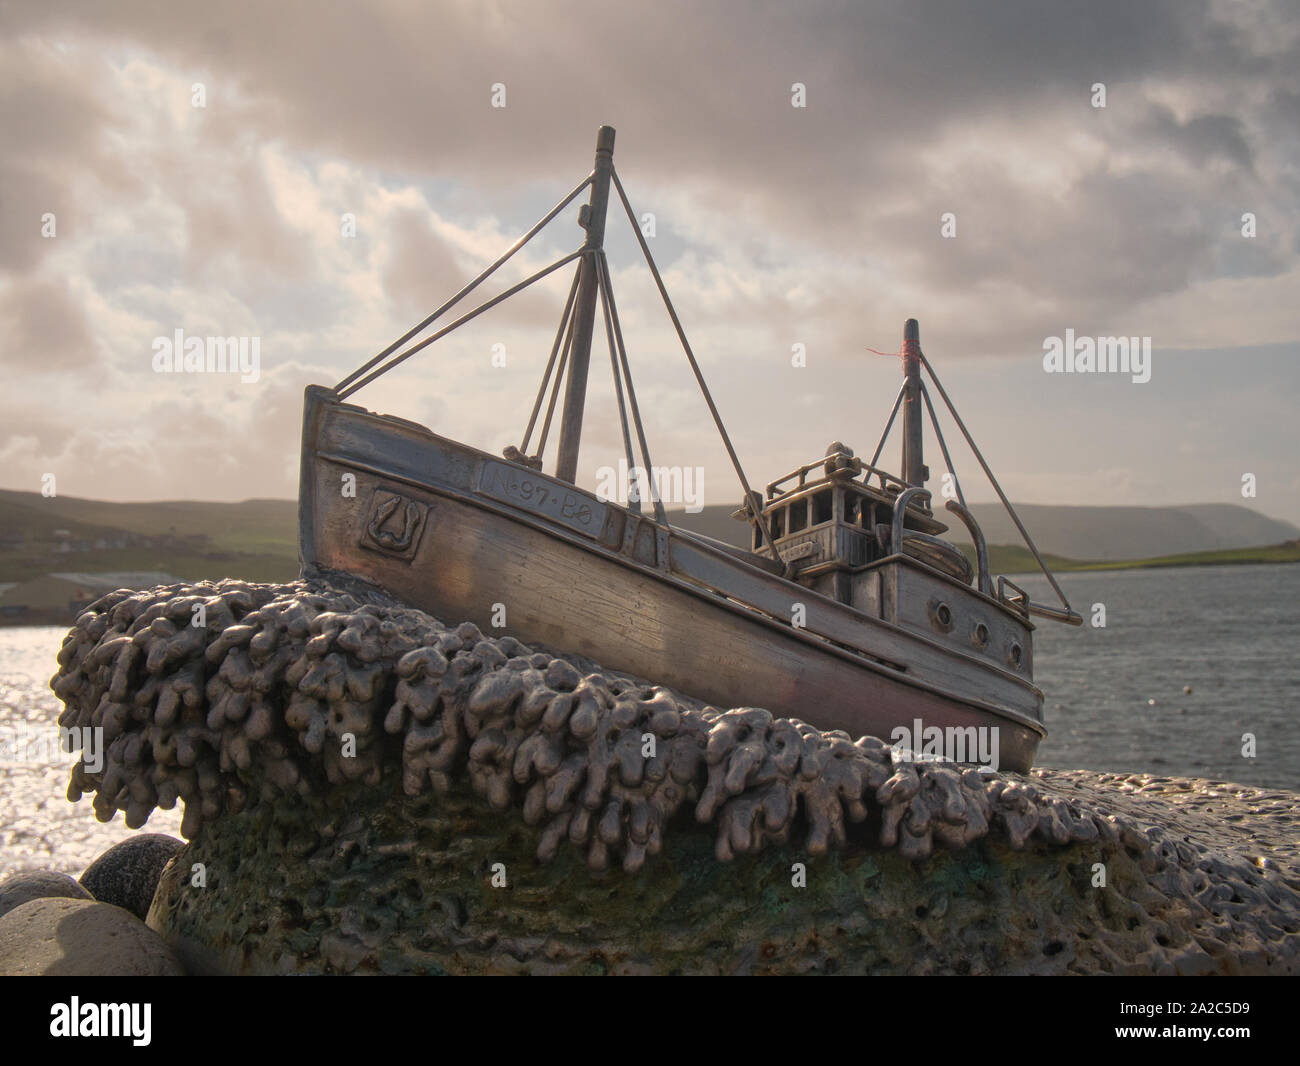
xmin=3 ymin=0 xmax=1298 ymax=527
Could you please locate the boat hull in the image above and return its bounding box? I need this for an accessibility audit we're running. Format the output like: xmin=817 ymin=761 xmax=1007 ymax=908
xmin=299 ymin=387 xmax=1046 ymax=771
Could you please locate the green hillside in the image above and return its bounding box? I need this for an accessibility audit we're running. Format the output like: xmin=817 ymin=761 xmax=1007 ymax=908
xmin=0 ymin=490 xmax=298 ymax=556
xmin=1053 ymin=541 xmax=1300 ymax=571
xmin=0 ymin=490 xmax=299 ymax=584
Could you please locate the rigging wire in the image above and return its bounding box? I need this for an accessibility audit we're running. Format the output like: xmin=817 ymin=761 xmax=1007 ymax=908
xmin=336 ymin=248 xmax=585 ymax=400
xmin=609 ymin=165 xmax=773 ymax=551
xmin=521 ymin=261 xmax=583 ymax=455
xmin=919 ymin=381 xmax=966 ymax=511
xmin=868 ymin=382 xmax=908 ymax=471
xmin=595 ymin=253 xmax=641 ymax=513
xmin=866 ymin=340 xmax=1075 ymax=619
xmin=596 ymin=251 xmax=668 ymax=527
xmin=336 ymin=173 xmax=593 ymax=394
xmin=915 ymin=351 xmax=1075 ymax=616
xmin=535 ymin=286 xmax=579 ymax=461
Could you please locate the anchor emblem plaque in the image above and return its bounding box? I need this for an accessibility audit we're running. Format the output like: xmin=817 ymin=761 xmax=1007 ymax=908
xmin=360 ymin=490 xmax=429 ymax=561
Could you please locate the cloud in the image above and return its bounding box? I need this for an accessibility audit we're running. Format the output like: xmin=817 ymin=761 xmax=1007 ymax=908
xmin=0 ymin=37 xmax=128 ymax=273
xmin=0 ymin=274 xmax=97 ymax=371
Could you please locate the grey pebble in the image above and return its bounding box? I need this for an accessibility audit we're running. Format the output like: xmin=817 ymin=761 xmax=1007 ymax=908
xmin=0 ymin=870 xmax=92 ymax=919
xmin=79 ymin=834 xmax=184 ymax=920
xmin=0 ymin=896 xmax=185 ymax=976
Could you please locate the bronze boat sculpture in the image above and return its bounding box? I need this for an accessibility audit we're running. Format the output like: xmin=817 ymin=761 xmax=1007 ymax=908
xmin=299 ymin=126 xmax=1081 ymax=773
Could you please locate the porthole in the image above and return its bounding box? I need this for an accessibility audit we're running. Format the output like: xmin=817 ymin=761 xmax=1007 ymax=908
xmin=932 ymin=601 xmax=953 ymax=631
xmin=1009 ymin=643 xmax=1024 ymax=669
xmin=972 ymin=622 xmax=990 ymax=648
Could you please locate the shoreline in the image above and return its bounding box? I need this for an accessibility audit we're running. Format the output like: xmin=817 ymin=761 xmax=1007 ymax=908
xmin=981 ymin=545 xmax=1300 ymax=578
xmin=1017 ymin=554 xmax=1300 ymax=576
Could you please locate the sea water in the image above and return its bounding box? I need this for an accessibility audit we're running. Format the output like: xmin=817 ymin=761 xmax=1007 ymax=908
xmin=1021 ymin=562 xmax=1299 ymax=788
xmin=0 ymin=626 xmax=184 ymax=880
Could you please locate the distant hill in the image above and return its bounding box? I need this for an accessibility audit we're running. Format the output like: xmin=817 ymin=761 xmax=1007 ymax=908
xmin=955 ymin=503 xmax=1300 ymax=562
xmin=0 ymin=490 xmax=298 ymax=586
xmin=663 ymin=501 xmax=1299 ymax=561
xmin=0 ymin=490 xmax=298 ymax=556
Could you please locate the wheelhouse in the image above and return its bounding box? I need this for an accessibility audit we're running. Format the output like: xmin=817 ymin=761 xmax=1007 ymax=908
xmin=742 ymin=444 xmax=970 ymax=589
xmin=732 ymin=443 xmax=1037 ymax=680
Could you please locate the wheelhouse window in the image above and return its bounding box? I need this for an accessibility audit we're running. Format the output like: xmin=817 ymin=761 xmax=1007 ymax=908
xmin=788 ymin=498 xmax=807 ymax=534
xmin=845 ymin=489 xmax=875 ymax=528
xmin=755 ymin=506 xmax=786 ymax=549
xmin=812 ymin=488 xmax=833 ymax=525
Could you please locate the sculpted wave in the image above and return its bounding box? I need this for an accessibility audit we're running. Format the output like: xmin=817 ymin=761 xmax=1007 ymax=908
xmin=52 ymin=578 xmax=1140 ymax=870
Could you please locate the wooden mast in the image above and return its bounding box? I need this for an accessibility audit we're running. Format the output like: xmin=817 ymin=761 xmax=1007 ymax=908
xmin=555 ymin=125 xmax=616 ymax=484
xmin=901 ymin=317 xmax=928 ymax=487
